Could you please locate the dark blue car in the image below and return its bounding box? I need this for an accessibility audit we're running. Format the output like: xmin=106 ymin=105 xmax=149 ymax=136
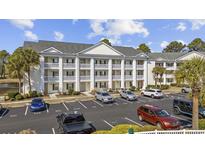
xmin=30 ymin=98 xmax=47 ymax=112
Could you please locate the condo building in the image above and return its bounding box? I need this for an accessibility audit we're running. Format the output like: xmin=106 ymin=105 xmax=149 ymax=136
xmin=23 ymin=40 xmax=205 ymax=94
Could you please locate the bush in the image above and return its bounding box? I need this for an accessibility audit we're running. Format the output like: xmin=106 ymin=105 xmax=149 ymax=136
xmin=170 ymin=83 xmax=177 ymax=87
xmin=199 ymin=119 xmax=205 ymax=130
xmin=18 ymin=129 xmax=36 ymax=134
xmin=68 ymin=89 xmax=74 ymax=95
xmin=23 ymin=93 xmax=30 ymax=99
xmin=90 ymin=89 xmax=96 ymax=95
xmin=29 ymin=91 xmax=38 ymax=98
xmin=72 ymin=91 xmax=80 ymax=95
xmin=108 ymin=88 xmax=113 ymax=92
xmin=15 ymin=94 xmax=23 ymax=100
xmin=37 ymin=92 xmax=43 ymax=97
xmin=129 ymin=86 xmax=136 ymax=91
xmin=8 ymin=92 xmax=19 ymax=99
xmin=146 ymin=84 xmax=169 ymax=90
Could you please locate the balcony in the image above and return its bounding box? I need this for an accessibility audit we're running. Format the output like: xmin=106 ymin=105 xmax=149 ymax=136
xmin=125 ymin=75 xmax=133 ymax=80
xmin=80 ymin=76 xmax=90 ymax=81
xmin=80 ymin=63 xmax=90 ymax=69
xmin=137 ymin=65 xmax=144 ymax=69
xmin=44 ymin=76 xmax=59 ymax=82
xmin=125 ymin=64 xmax=132 ymax=69
xmin=166 ymin=74 xmax=174 ymax=78
xmin=112 ymin=75 xmax=121 ymax=80
xmin=63 ymin=63 xmax=75 ymax=69
xmin=112 ymin=64 xmax=121 ymax=69
xmin=63 ymin=76 xmax=75 ymax=81
xmin=166 ymin=66 xmax=175 ymax=70
xmin=95 ymin=64 xmax=108 ymax=69
xmin=95 ymin=76 xmax=108 ymax=81
xmin=137 ymin=75 xmax=144 ymax=80
xmin=44 ymin=63 xmax=59 ymax=68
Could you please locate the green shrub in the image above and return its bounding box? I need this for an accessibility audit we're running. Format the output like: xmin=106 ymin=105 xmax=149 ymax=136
xmin=199 ymin=119 xmax=205 ymax=130
xmin=72 ymin=91 xmax=80 ymax=95
xmin=108 ymin=88 xmax=113 ymax=92
xmin=15 ymin=94 xmax=23 ymax=100
xmin=146 ymin=84 xmax=169 ymax=90
xmin=23 ymin=93 xmax=30 ymax=99
xmin=170 ymin=83 xmax=177 ymax=87
xmin=37 ymin=92 xmax=43 ymax=97
xmin=90 ymin=89 xmax=96 ymax=95
xmin=8 ymin=92 xmax=19 ymax=99
xmin=129 ymin=86 xmax=136 ymax=91
xmin=68 ymin=89 xmax=74 ymax=95
xmin=29 ymin=91 xmax=38 ymax=98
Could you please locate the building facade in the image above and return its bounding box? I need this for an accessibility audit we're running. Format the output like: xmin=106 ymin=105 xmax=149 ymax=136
xmin=23 ymin=40 xmax=205 ymax=94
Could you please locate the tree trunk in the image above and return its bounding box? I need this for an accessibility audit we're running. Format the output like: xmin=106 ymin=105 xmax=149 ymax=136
xmin=28 ymin=69 xmax=31 ymax=92
xmin=18 ymin=78 xmax=21 ymax=93
xmin=192 ymin=89 xmax=200 ymax=130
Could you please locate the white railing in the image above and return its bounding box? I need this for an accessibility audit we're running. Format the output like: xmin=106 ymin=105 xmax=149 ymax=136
xmin=166 ymin=66 xmax=175 ymax=70
xmin=63 ymin=76 xmax=75 ymax=81
xmin=166 ymin=74 xmax=174 ymax=78
xmin=80 ymin=63 xmax=90 ymax=68
xmin=95 ymin=64 xmax=108 ymax=69
xmin=112 ymin=64 xmax=121 ymax=69
xmin=125 ymin=75 xmax=133 ymax=80
xmin=44 ymin=76 xmax=59 ymax=82
xmin=95 ymin=76 xmax=108 ymax=80
xmin=125 ymin=64 xmax=132 ymax=69
xmin=137 ymin=75 xmax=144 ymax=80
xmin=112 ymin=75 xmax=121 ymax=80
xmin=135 ymin=129 xmax=205 ymax=135
xmin=44 ymin=63 xmax=59 ymax=68
xmin=137 ymin=65 xmax=144 ymax=69
xmin=80 ymin=76 xmax=90 ymax=80
xmin=63 ymin=63 xmax=75 ymax=68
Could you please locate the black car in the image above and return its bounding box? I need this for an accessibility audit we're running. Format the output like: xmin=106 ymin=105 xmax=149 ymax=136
xmin=173 ymin=98 xmax=205 ymax=118
xmin=56 ymin=111 xmax=96 ymax=134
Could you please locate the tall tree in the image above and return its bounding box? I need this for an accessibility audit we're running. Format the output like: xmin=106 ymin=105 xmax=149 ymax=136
xmin=100 ymin=38 xmax=112 ymax=46
xmin=152 ymin=66 xmax=166 ymax=87
xmin=187 ymin=38 xmax=205 ymax=51
xmin=175 ymin=57 xmax=205 ymax=129
xmin=0 ymin=50 xmax=9 ymax=78
xmin=21 ymin=48 xmax=40 ymax=92
xmin=162 ymin=41 xmax=185 ymax=53
xmin=6 ymin=49 xmax=24 ymax=93
xmin=136 ymin=43 xmax=151 ymax=53
xmin=152 ymin=67 xmax=160 ymax=86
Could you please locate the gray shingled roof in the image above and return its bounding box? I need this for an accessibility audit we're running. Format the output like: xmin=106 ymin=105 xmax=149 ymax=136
xmin=147 ymin=52 xmax=187 ymax=61
xmin=23 ymin=40 xmax=140 ymax=57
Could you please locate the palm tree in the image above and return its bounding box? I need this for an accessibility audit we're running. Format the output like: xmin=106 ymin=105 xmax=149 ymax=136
xmin=152 ymin=67 xmax=160 ymax=86
xmin=152 ymin=66 xmax=166 ymax=88
xmin=0 ymin=50 xmax=9 ymax=78
xmin=175 ymin=57 xmax=205 ymax=129
xmin=6 ymin=49 xmax=24 ymax=93
xmin=158 ymin=67 xmax=166 ymax=88
xmin=21 ymin=48 xmax=40 ymax=92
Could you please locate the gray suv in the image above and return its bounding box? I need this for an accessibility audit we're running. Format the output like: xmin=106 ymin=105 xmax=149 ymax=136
xmin=95 ymin=91 xmax=113 ymax=103
xmin=120 ymin=90 xmax=137 ymax=101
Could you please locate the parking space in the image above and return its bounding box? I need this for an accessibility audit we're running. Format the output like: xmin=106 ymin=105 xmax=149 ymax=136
xmin=64 ymin=101 xmax=84 ymax=111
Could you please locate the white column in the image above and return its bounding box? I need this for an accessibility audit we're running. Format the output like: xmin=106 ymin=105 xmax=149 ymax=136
xmin=163 ymin=62 xmax=166 ymax=85
xmin=143 ymin=60 xmax=148 ymax=89
xmin=40 ymin=56 xmax=45 ymax=94
xmin=75 ymin=56 xmax=80 ymax=91
xmin=121 ymin=59 xmax=125 ymax=88
xmin=90 ymin=58 xmax=95 ymax=90
xmin=59 ymin=57 xmax=63 ymax=93
xmin=132 ymin=59 xmax=137 ymax=87
xmin=108 ymin=59 xmax=112 ymax=89
xmin=173 ymin=62 xmax=177 ymax=83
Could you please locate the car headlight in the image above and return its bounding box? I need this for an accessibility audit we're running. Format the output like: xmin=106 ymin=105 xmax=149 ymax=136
xmin=164 ymin=122 xmax=170 ymax=126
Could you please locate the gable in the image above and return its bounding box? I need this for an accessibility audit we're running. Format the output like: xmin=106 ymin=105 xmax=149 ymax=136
xmin=81 ymin=44 xmax=122 ymax=56
xmin=177 ymin=52 xmax=204 ymax=61
xmin=40 ymin=47 xmax=63 ymax=54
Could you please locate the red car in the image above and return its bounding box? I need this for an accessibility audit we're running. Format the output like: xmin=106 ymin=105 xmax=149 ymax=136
xmin=137 ymin=104 xmax=180 ymax=130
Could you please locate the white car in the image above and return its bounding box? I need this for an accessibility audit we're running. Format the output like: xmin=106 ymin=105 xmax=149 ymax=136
xmin=120 ymin=90 xmax=137 ymax=101
xmin=181 ymin=86 xmax=191 ymax=93
xmin=95 ymin=91 xmax=113 ymax=103
xmin=141 ymin=89 xmax=163 ymax=99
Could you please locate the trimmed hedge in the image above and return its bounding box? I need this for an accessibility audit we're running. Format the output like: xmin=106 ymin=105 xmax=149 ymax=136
xmin=199 ymin=119 xmax=205 ymax=130
xmin=146 ymin=84 xmax=170 ymax=90
xmin=8 ymin=92 xmax=19 ymax=99
xmin=15 ymin=94 xmax=23 ymax=100
xmin=129 ymin=86 xmax=136 ymax=91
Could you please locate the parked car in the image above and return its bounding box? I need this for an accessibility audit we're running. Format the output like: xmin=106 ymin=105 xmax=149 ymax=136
xmin=137 ymin=104 xmax=180 ymax=130
xmin=173 ymin=98 xmax=205 ymax=118
xmin=56 ymin=111 xmax=96 ymax=134
xmin=181 ymin=86 xmax=191 ymax=93
xmin=120 ymin=90 xmax=137 ymax=101
xmin=30 ymin=98 xmax=47 ymax=112
xmin=141 ymin=89 xmax=163 ymax=98
xmin=95 ymin=91 xmax=113 ymax=103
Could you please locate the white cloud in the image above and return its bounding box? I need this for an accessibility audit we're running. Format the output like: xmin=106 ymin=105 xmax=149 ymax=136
xmin=88 ymin=19 xmax=149 ymax=45
xmin=160 ymin=41 xmax=169 ymax=49
xmin=54 ymin=31 xmax=64 ymax=41
xmin=176 ymin=22 xmax=186 ymax=31
xmin=24 ymin=31 xmax=38 ymax=41
xmin=189 ymin=19 xmax=205 ymax=30
xmin=146 ymin=41 xmax=152 ymax=46
xmin=8 ymin=19 xmax=35 ymax=29
xmin=177 ymin=40 xmax=186 ymax=45
xmin=72 ymin=19 xmax=79 ymax=24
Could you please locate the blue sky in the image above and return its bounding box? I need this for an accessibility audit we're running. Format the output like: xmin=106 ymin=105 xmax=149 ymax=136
xmin=1 ymin=19 xmax=205 ymax=53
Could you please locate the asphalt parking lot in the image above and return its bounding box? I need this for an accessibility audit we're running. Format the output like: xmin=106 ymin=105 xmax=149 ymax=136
xmin=0 ymin=93 xmax=191 ymax=134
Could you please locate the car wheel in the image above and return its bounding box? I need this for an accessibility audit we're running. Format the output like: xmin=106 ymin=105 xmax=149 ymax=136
xmin=151 ymin=94 xmax=155 ymax=99
xmin=181 ymin=89 xmax=185 ymax=93
xmin=138 ymin=115 xmax=143 ymax=121
xmin=173 ymin=107 xmax=180 ymax=115
xmin=199 ymin=114 xmax=203 ymax=119
xmin=156 ymin=122 xmax=162 ymax=129
xmin=141 ymin=92 xmax=144 ymax=96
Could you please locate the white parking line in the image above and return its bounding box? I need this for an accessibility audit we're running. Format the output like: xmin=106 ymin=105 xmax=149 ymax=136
xmin=46 ymin=104 xmax=49 ymax=113
xmin=124 ymin=117 xmax=144 ymax=127
xmin=78 ymin=101 xmax=88 ymax=109
xmin=52 ymin=128 xmax=56 ymax=134
xmin=93 ymin=100 xmax=104 ymax=107
xmin=0 ymin=109 xmax=8 ymax=119
xmin=24 ymin=106 xmax=28 ymax=116
xmin=10 ymin=114 xmax=17 ymax=118
xmin=62 ymin=103 xmax=69 ymax=111
xmin=103 ymin=120 xmax=114 ymax=128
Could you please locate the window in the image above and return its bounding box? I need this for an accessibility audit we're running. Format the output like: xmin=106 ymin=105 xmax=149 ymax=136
xmin=166 ymin=78 xmax=173 ymax=83
xmin=52 ymin=58 xmax=59 ymax=63
xmin=137 ymin=60 xmax=144 ymax=65
xmin=66 ymin=58 xmax=74 ymax=63
xmin=66 ymin=71 xmax=74 ymax=76
xmin=166 ymin=63 xmax=174 ymax=67
xmin=66 ymin=83 xmax=74 ymax=90
xmin=52 ymin=84 xmax=59 ymax=91
xmin=52 ymin=71 xmax=58 ymax=77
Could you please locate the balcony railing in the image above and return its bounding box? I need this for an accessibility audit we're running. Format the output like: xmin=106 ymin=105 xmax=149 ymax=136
xmin=137 ymin=65 xmax=144 ymax=69
xmin=125 ymin=75 xmax=133 ymax=80
xmin=125 ymin=64 xmax=132 ymax=69
xmin=80 ymin=76 xmax=90 ymax=81
xmin=112 ymin=64 xmax=121 ymax=69
xmin=137 ymin=75 xmax=144 ymax=80
xmin=95 ymin=76 xmax=108 ymax=80
xmin=44 ymin=63 xmax=59 ymax=68
xmin=165 ymin=74 xmax=174 ymax=78
xmin=44 ymin=76 xmax=59 ymax=82
xmin=112 ymin=75 xmax=121 ymax=80
xmin=95 ymin=64 xmax=108 ymax=69
xmin=63 ymin=76 xmax=75 ymax=81
xmin=63 ymin=63 xmax=75 ymax=68
xmin=166 ymin=66 xmax=175 ymax=70
xmin=80 ymin=63 xmax=90 ymax=69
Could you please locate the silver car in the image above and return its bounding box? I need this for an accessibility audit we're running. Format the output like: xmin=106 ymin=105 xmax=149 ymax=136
xmin=120 ymin=90 xmax=137 ymax=101
xmin=181 ymin=86 xmax=191 ymax=93
xmin=95 ymin=91 xmax=113 ymax=103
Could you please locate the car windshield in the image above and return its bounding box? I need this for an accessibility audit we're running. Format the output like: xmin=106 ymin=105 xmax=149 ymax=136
xmin=127 ymin=91 xmax=133 ymax=95
xmin=32 ymin=99 xmax=43 ymax=104
xmin=64 ymin=115 xmax=85 ymax=123
xmin=102 ymin=93 xmax=109 ymax=96
xmin=155 ymin=109 xmax=170 ymax=117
